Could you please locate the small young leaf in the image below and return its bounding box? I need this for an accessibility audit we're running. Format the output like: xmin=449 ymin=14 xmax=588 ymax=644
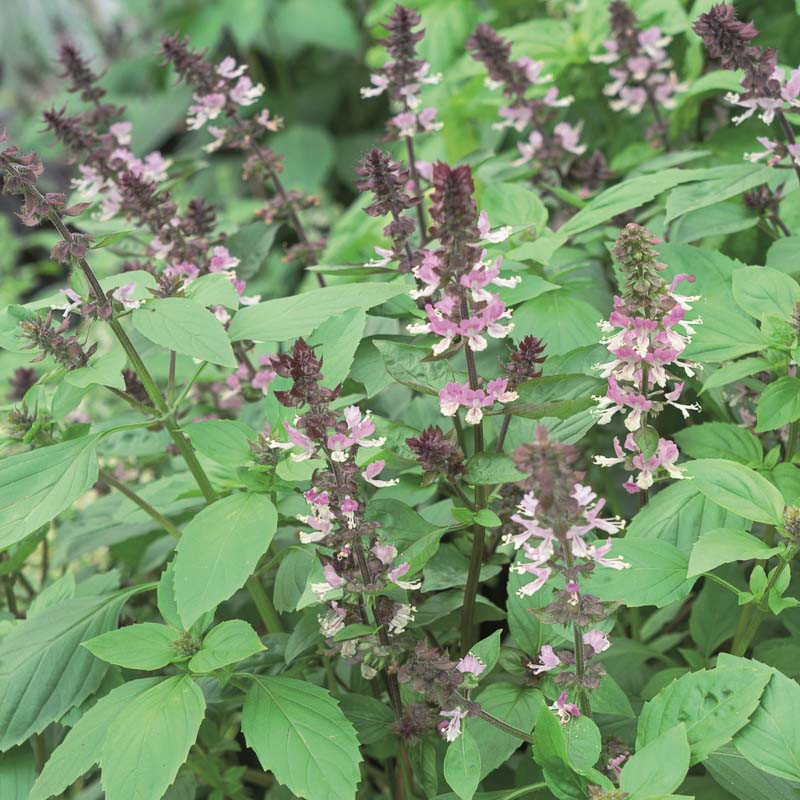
xmin=755 ymin=376 xmax=800 ymax=433
xmin=188 ymin=619 xmax=265 ymax=673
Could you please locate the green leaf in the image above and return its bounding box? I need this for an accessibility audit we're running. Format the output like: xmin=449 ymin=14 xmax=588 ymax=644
xmin=733 ymin=267 xmax=800 ymax=320
xmin=478 ymin=181 xmax=548 ymax=231
xmin=674 ymin=422 xmax=762 ymax=464
xmin=30 ymin=678 xmax=160 ymax=800
xmin=685 ymin=306 xmax=767 ymax=363
xmin=637 ymin=666 xmax=771 ymax=764
xmin=0 ymin=745 xmax=35 ymax=800
xmin=464 ymin=452 xmax=526 ymax=485
xmin=374 ymin=339 xmax=457 ymax=395
xmin=444 ymin=727 xmax=482 ymax=800
xmin=189 ymin=619 xmax=265 ymax=673
xmin=228 ymin=282 xmax=406 ymax=343
xmin=684 ymin=459 xmax=785 ymax=525
xmin=274 ymin=547 xmax=315 ymax=613
xmin=0 ymin=590 xmax=132 ymax=750
xmin=99 ymin=676 xmax=205 ymax=800
xmin=620 ymin=725 xmax=691 ymax=798
xmin=468 ymin=630 xmax=502 ymax=677
xmin=705 ymin=743 xmax=800 ymax=800
xmin=701 ymin=357 xmax=772 ymax=394
xmin=587 ymin=539 xmax=696 ymax=607
xmin=471 ymin=684 xmax=543 ymax=779
xmin=503 ymin=374 xmax=603 ymax=420
xmin=83 ymin=623 xmax=179 ymax=670
xmin=564 ymin=715 xmax=602 ymax=772
xmin=184 ymin=273 xmax=239 ymax=309
xmin=132 ymin=298 xmax=236 ymax=367
xmin=719 ymin=654 xmax=800 ymax=782
xmin=688 ymin=529 xmax=780 ymax=577
xmin=756 ymin=377 xmax=800 ymax=433
xmin=308 ymin=308 xmax=367 ymax=388
xmin=474 ymin=508 xmax=502 ymax=528
xmin=511 ymin=292 xmax=600 ymax=355
xmin=560 ymin=168 xmax=708 ymax=236
xmin=184 ymin=420 xmax=255 ymax=467
xmin=174 ymin=493 xmax=277 ymax=627
xmin=626 ymin=481 xmax=747 ymax=555
xmin=338 ymin=694 xmax=395 ymax=746
xmin=224 ymin=221 xmax=279 ymax=279
xmin=242 ymin=675 xmax=362 ymax=800
xmin=90 ymin=229 xmax=134 ymax=249
xmin=0 ymin=435 xmax=101 ymax=550
xmin=665 ymin=164 xmax=772 ymax=223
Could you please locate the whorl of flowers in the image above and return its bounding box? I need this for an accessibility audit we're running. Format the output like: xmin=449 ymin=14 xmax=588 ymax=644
xmin=355 ymin=147 xmax=420 ymax=272
xmin=360 ymin=4 xmax=442 ymax=140
xmin=592 ymin=1 xmax=686 ymax=138
xmin=592 ymin=224 xmax=701 ymax=493
xmin=265 ymin=339 xmax=416 ymax=665
xmin=694 ymin=4 xmax=800 ymax=167
xmin=361 ymin=3 xmax=442 ymax=139
xmin=466 ymin=23 xmax=584 ymax=170
xmin=403 ymin=163 xmax=519 ymax=424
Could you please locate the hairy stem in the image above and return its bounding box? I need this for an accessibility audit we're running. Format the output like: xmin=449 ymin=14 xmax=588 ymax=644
xmin=404 ymin=135 xmax=427 ymax=243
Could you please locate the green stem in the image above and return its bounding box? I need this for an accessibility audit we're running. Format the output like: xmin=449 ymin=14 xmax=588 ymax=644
xmin=245 ymin=575 xmax=285 ymax=634
xmin=100 ymin=469 xmax=182 ymax=538
xmin=787 ymin=419 xmax=799 ymax=461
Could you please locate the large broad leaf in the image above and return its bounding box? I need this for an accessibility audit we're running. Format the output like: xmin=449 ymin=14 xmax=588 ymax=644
xmin=586 ymin=538 xmax=696 ymax=608
xmin=174 ymin=493 xmax=278 ymax=627
xmin=132 ymin=298 xmax=236 ymax=367
xmin=308 ymin=308 xmax=367 ymax=388
xmin=188 ymin=620 xmax=265 ymax=673
xmin=470 ymin=683 xmax=543 ymax=779
xmin=637 ymin=666 xmax=771 ymax=764
xmin=503 ymin=374 xmax=603 ymax=420
xmin=374 ymin=339 xmax=458 ymax=395
xmin=688 ymin=528 xmax=780 ymax=577
xmin=620 ymin=725 xmax=691 ymax=799
xmin=626 ymin=481 xmax=747 ymax=555
xmin=0 ymin=589 xmax=133 ymax=750
xmin=444 ymin=727 xmax=481 ymax=800
xmin=477 ymin=181 xmax=548 ymax=231
xmin=674 ymin=422 xmax=762 ymax=465
xmin=228 ymin=282 xmax=407 ymax=342
xmin=30 ymin=678 xmax=160 ymax=800
xmin=242 ymin=675 xmax=362 ymax=800
xmin=684 ymin=460 xmax=785 ymax=526
xmin=511 ymin=291 xmax=601 ymax=355
xmin=558 ymin=168 xmax=709 ymax=236
xmin=0 ymin=745 xmax=35 ymax=800
xmin=685 ymin=305 xmax=767 ymax=362
xmin=705 ymin=744 xmax=800 ymax=800
xmin=99 ymin=676 xmax=206 ymax=800
xmin=732 ymin=266 xmax=800 ymax=320
xmin=664 ymin=164 xmax=772 ymax=223
xmin=718 ymin=654 xmax=800 ymax=783
xmin=0 ymin=434 xmax=101 ymax=550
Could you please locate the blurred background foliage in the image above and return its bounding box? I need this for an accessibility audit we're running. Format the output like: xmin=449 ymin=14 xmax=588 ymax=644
xmin=2 ymin=0 xmax=800 ymax=306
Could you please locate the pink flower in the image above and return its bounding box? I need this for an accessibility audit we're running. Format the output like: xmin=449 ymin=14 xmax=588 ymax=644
xmin=582 ymin=630 xmax=611 ymax=654
xmin=186 ymin=93 xmax=226 ymax=130
xmin=528 ymin=644 xmax=561 ymax=675
xmin=362 ymin=460 xmax=399 ymax=487
xmin=53 ymin=288 xmax=83 ymax=316
xmin=217 ymin=56 xmax=246 ymax=79
xmin=550 ymin=692 xmax=581 ymax=724
xmin=327 ymin=432 xmax=352 ymax=462
xmin=111 ymin=282 xmax=142 ymax=311
xmin=438 ymin=707 xmax=468 ymax=741
xmin=284 ymin=422 xmax=316 ymax=461
xmin=456 ymin=653 xmax=487 ymax=677
xmin=388 ymin=562 xmax=422 ymax=590
xmin=209 ymin=246 xmax=240 ymax=272
xmin=230 ymin=76 xmax=264 ymax=106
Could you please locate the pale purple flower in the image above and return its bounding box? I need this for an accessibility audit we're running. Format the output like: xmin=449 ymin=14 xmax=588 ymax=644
xmin=456 ymin=653 xmax=487 ymax=677
xmin=550 ymin=692 xmax=581 ymax=724
xmin=582 ymin=630 xmax=611 ymax=654
xmin=362 ymin=460 xmax=399 ymax=487
xmin=111 ymin=282 xmax=142 ymax=311
xmin=217 ymin=56 xmax=247 ymax=79
xmin=52 ymin=288 xmax=82 ymax=316
xmin=388 ymin=562 xmax=422 ymax=590
xmin=438 ymin=707 xmax=468 ymax=741
xmin=528 ymin=644 xmax=561 ymax=675
xmin=230 ymin=76 xmax=264 ymax=106
xmin=388 ymin=603 xmax=416 ymax=634
xmin=186 ymin=92 xmax=227 ymax=130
